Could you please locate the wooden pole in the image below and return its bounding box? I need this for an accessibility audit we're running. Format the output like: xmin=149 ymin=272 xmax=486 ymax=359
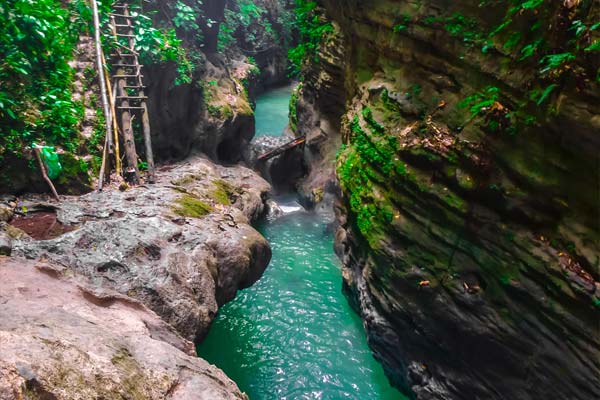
xmin=33 ymin=148 xmax=60 ymax=202
xmin=91 ymin=0 xmax=113 ymax=185
xmin=111 ymin=82 xmax=122 ymax=176
xmin=116 ymin=68 xmax=140 ymax=185
xmin=102 ymin=51 xmax=122 ymax=177
xmin=98 ymin=130 xmax=109 ymax=191
xmin=140 ymin=95 xmax=155 ymax=183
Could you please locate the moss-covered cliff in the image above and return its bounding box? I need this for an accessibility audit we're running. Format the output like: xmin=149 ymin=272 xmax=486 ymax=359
xmin=293 ymin=0 xmax=600 ymax=398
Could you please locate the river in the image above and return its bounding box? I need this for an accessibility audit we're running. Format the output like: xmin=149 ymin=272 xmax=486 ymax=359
xmin=197 ymin=86 xmax=404 ymax=400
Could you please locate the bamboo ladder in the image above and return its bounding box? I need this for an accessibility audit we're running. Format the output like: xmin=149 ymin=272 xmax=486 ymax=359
xmin=107 ymin=1 xmax=155 ymax=184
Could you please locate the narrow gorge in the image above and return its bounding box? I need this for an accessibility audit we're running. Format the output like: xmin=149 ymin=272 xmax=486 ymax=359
xmin=1 ymin=1 xmax=599 ymax=400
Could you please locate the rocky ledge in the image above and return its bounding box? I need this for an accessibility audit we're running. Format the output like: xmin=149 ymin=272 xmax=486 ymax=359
xmin=0 ymin=257 xmax=247 ymax=399
xmin=295 ymin=1 xmax=600 ymax=399
xmin=3 ymin=156 xmax=271 ymax=342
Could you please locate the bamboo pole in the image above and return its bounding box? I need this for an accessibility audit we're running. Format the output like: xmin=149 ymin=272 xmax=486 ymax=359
xmin=33 ymin=148 xmax=60 ymax=202
xmin=110 ymin=81 xmax=122 ymax=176
xmin=101 ymin=50 xmax=122 ymax=176
xmin=91 ymin=0 xmax=113 ymax=186
xmin=140 ymin=95 xmax=155 ymax=183
xmin=97 ymin=129 xmax=109 ymax=191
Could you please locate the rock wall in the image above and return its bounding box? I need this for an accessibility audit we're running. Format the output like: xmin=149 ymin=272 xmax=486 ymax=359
xmin=0 ymin=257 xmax=248 ymax=399
xmin=145 ymin=57 xmax=256 ymax=164
xmin=145 ymin=0 xmax=294 ymax=164
xmin=299 ymin=0 xmax=600 ymax=399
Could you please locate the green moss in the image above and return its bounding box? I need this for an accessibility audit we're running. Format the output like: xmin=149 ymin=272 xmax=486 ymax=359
xmin=289 ymin=83 xmax=301 ymax=133
xmin=211 ymin=179 xmax=236 ymax=205
xmin=443 ymin=192 xmax=467 ymax=211
xmin=111 ymin=348 xmax=149 ymax=400
xmin=288 ymin=0 xmax=334 ymax=76
xmin=337 ymin=147 xmax=394 ymax=247
xmin=356 ymin=69 xmax=373 ymax=84
xmin=173 ymin=194 xmax=213 ymax=218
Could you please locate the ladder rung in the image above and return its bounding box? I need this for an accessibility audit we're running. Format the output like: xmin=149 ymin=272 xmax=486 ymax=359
xmin=113 ymin=74 xmax=143 ymax=78
xmin=123 ymin=85 xmax=145 ymax=89
xmin=113 ymin=4 xmax=129 ymax=7
xmin=116 ymin=96 xmax=148 ymax=99
xmin=110 ymin=14 xmax=132 ymax=18
xmin=112 ymin=64 xmax=143 ymax=67
xmin=116 ymin=34 xmax=135 ymax=37
xmin=117 ymin=106 xmax=146 ymax=110
xmin=113 ymin=24 xmax=132 ymax=28
xmin=110 ymin=53 xmax=137 ymax=58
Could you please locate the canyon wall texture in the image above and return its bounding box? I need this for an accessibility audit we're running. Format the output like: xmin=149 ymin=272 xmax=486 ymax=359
xmin=294 ymin=1 xmax=600 ymax=399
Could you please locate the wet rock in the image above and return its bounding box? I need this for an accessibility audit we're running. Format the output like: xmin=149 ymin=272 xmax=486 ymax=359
xmin=0 ymin=205 xmax=13 ymax=222
xmin=265 ymin=199 xmax=284 ymax=220
xmin=244 ymin=135 xmax=306 ymax=190
xmin=301 ymin=1 xmax=600 ymax=399
xmin=292 ymin=21 xmax=346 ymax=205
xmin=11 ymin=156 xmax=271 ymax=342
xmin=0 ymin=231 xmax=10 ymax=256
xmin=0 ymin=257 xmax=247 ymax=399
xmin=145 ymin=54 xmax=255 ymax=165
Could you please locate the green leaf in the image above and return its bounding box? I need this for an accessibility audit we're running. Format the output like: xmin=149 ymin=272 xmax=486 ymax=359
xmin=535 ymin=84 xmax=558 ymax=105
xmin=585 ymin=41 xmax=600 ymax=52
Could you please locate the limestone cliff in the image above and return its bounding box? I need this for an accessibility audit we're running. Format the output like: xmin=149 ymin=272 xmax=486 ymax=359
xmin=294 ymin=1 xmax=600 ymax=398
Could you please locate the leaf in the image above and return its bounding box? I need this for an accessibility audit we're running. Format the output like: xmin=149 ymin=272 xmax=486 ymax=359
xmin=585 ymin=41 xmax=600 ymax=52
xmin=535 ymin=84 xmax=558 ymax=105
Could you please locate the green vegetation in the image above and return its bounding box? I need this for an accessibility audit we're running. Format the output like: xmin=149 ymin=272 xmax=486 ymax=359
xmin=0 ymin=0 xmax=83 ymax=158
xmin=336 ymin=108 xmax=404 ymax=243
xmin=390 ymin=1 xmax=600 ymax=132
xmin=211 ymin=179 xmax=237 ymax=205
xmin=131 ymin=10 xmax=195 ymax=85
xmin=288 ymin=0 xmax=334 ymax=76
xmin=218 ymin=0 xmax=275 ymax=53
xmin=289 ymin=83 xmax=302 ymax=132
xmin=173 ymin=194 xmax=213 ymax=218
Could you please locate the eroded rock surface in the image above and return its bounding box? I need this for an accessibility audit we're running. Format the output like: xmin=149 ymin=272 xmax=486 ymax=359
xmin=0 ymin=257 xmax=248 ymax=400
xmin=295 ymin=1 xmax=600 ymax=399
xmin=9 ymin=156 xmax=271 ymax=342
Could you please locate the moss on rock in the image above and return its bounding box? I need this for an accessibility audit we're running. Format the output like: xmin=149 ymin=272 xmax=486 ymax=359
xmin=172 ymin=194 xmax=213 ymax=218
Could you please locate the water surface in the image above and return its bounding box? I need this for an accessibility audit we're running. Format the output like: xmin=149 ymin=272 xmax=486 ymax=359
xmin=254 ymin=85 xmax=294 ymax=137
xmin=198 ymin=207 xmax=404 ymax=400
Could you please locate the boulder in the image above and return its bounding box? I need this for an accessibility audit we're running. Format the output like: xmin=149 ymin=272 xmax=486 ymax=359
xmin=10 ymin=156 xmax=272 ymax=342
xmin=0 ymin=257 xmax=248 ymax=400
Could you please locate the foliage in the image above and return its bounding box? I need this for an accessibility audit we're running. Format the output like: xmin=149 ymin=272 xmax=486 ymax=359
xmin=128 ymin=7 xmax=195 ymax=85
xmin=289 ymin=83 xmax=302 ymax=133
xmin=173 ymin=0 xmax=199 ymax=31
xmin=288 ymin=0 xmax=334 ymax=76
xmin=393 ymin=14 xmax=411 ymax=32
xmin=0 ymin=0 xmax=82 ymax=158
xmin=337 ymin=111 xmax=400 ymax=243
xmin=414 ymin=1 xmax=600 ymax=130
xmin=218 ymin=0 xmax=275 ymax=53
xmin=458 ymin=86 xmax=501 ymax=120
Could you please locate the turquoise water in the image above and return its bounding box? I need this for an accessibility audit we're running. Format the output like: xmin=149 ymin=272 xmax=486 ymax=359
xmin=254 ymin=85 xmax=294 ymax=137
xmin=197 ymin=208 xmax=405 ymax=400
